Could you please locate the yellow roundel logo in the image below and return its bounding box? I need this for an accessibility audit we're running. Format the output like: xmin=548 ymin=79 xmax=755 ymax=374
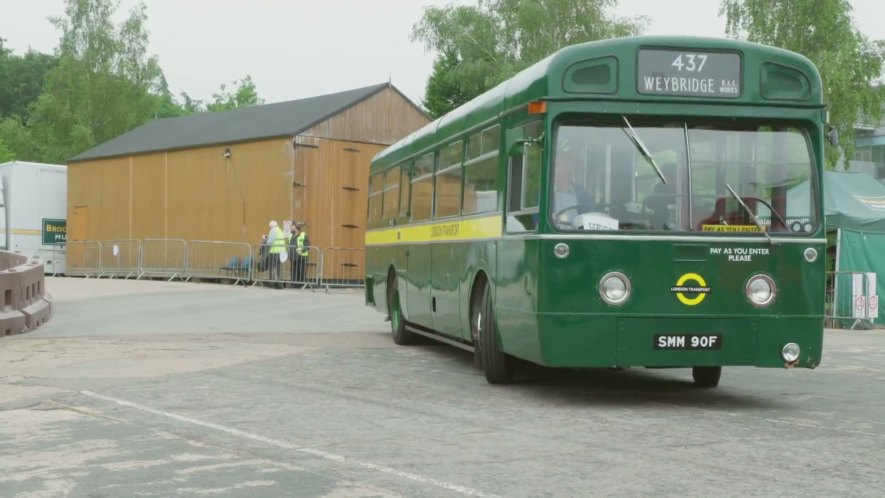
xmin=670 ymin=273 xmax=711 ymax=306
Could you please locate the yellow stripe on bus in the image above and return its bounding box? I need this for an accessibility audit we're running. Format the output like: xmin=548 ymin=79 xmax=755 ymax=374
xmin=365 ymin=214 xmax=503 ymax=245
xmin=0 ymin=229 xmax=42 ymax=235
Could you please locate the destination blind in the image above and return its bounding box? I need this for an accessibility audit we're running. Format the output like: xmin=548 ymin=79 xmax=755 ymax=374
xmin=637 ymin=49 xmax=741 ymax=98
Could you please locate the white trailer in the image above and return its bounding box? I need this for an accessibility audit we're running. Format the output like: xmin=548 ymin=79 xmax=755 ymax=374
xmin=0 ymin=161 xmax=67 ymax=274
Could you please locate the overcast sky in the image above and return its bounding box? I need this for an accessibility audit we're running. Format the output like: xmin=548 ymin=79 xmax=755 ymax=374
xmin=2 ymin=0 xmax=884 ymax=108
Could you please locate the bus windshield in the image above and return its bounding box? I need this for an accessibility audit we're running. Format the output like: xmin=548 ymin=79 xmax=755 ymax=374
xmin=551 ymin=120 xmax=818 ymax=234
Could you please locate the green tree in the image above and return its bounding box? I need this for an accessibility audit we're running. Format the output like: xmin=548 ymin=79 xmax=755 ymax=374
xmin=178 ymin=92 xmax=204 ymax=114
xmin=24 ymin=0 xmax=164 ymax=163
xmin=152 ymin=74 xmax=187 ymax=118
xmin=412 ymin=0 xmax=646 ymax=117
xmin=0 ymin=116 xmax=38 ymax=161
xmin=720 ymin=0 xmax=885 ymax=168
xmin=0 ymin=139 xmax=14 ymax=163
xmin=0 ymin=41 xmax=58 ymax=121
xmin=206 ymin=75 xmax=263 ymax=112
xmin=423 ymin=51 xmax=471 ymax=118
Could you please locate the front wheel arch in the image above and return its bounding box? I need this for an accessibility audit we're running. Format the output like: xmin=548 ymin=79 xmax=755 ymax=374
xmin=387 ymin=265 xmax=415 ymax=345
xmin=474 ymin=275 xmax=513 ymax=384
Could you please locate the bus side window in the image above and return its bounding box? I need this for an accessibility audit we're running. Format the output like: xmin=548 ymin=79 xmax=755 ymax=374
xmin=464 ymin=125 xmax=500 ymax=215
xmin=410 ymin=153 xmax=434 ymax=222
xmin=368 ymin=172 xmax=384 ymax=227
xmin=434 ymin=141 xmax=463 ymax=219
xmin=523 ymin=142 xmax=542 ymax=209
xmin=398 ymin=162 xmax=412 ymax=222
xmin=506 ymin=142 xmax=541 ymax=233
xmin=508 ymin=153 xmax=524 ymax=212
xmin=382 ymin=167 xmax=400 ymax=225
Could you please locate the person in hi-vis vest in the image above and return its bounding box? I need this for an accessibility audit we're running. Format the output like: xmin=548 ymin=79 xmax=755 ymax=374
xmin=266 ymin=220 xmax=286 ymax=282
xmin=287 ymin=221 xmax=310 ymax=285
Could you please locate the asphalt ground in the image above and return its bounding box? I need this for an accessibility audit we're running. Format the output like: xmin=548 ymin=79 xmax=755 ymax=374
xmin=1 ymin=277 xmax=883 ymax=497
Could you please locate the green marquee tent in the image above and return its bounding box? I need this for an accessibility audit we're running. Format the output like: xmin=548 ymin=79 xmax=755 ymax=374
xmin=820 ymin=171 xmax=885 ymax=325
xmin=822 ymin=171 xmax=885 ymax=232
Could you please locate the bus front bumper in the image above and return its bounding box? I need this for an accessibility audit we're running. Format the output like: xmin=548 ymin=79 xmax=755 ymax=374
xmin=527 ymin=315 xmax=823 ymax=369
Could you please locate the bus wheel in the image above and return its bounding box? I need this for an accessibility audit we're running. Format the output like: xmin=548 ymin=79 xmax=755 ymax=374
xmin=388 ymin=278 xmax=415 ymax=345
xmin=692 ymin=366 xmax=721 ymax=388
xmin=478 ymin=281 xmax=513 ymax=384
xmin=469 ymin=282 xmax=484 ymax=368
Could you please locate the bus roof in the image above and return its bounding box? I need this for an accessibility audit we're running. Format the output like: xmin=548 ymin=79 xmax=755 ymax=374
xmin=373 ymin=36 xmax=823 ymax=170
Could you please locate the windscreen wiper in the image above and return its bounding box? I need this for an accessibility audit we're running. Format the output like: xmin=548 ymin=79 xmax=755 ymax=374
xmin=621 ymin=115 xmax=667 ymax=185
xmin=725 ymin=183 xmax=773 ymax=244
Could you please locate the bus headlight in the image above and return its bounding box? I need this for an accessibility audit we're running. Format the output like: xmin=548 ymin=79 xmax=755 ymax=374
xmin=804 ymin=247 xmax=818 ymax=263
xmin=599 ymin=272 xmax=631 ymax=306
xmin=782 ymin=343 xmax=801 ymax=363
xmin=746 ymin=274 xmax=776 ymax=307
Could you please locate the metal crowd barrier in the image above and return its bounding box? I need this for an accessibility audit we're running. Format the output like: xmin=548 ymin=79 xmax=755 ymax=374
xmin=100 ymin=239 xmax=143 ymax=279
xmin=296 ymin=246 xmax=323 ymax=289
xmin=250 ymin=245 xmax=322 ymax=290
xmin=58 ymin=239 xmax=368 ymax=292
xmin=186 ymin=240 xmax=253 ymax=284
xmin=250 ymin=243 xmax=284 ymax=287
xmin=826 ymin=271 xmax=879 ymax=329
xmin=320 ymin=247 xmax=365 ymax=291
xmin=140 ymin=239 xmax=188 ymax=281
xmin=65 ymin=241 xmax=103 ymax=277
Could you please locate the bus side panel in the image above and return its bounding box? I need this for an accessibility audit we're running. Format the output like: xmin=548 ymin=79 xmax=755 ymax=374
xmin=458 ymin=239 xmax=497 ymax=343
xmin=406 ymin=242 xmax=433 ymax=328
xmin=495 ymin=237 xmax=544 ymax=363
xmin=365 ymin=245 xmax=384 ymax=312
xmin=431 ymin=241 xmax=463 ymax=338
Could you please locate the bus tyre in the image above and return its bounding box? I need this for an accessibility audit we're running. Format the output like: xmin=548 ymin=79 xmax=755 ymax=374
xmin=478 ymin=282 xmax=513 ymax=384
xmin=469 ymin=283 xmax=484 ymax=369
xmin=389 ymin=279 xmax=415 ymax=345
xmin=692 ymin=366 xmax=721 ymax=388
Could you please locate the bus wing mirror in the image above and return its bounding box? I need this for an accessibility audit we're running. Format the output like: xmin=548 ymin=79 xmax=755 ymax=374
xmin=505 ymin=129 xmax=544 ymax=156
xmin=506 ymin=128 xmax=525 ymax=156
xmin=827 ymin=126 xmax=839 ymax=147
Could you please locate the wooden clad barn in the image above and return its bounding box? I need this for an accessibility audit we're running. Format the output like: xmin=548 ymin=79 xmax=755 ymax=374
xmin=67 ymin=83 xmax=430 ymax=277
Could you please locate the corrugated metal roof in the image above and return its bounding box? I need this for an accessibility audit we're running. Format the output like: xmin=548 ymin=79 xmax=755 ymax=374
xmin=70 ymin=83 xmax=393 ymax=162
xmin=0 ymin=161 xmax=66 ymax=169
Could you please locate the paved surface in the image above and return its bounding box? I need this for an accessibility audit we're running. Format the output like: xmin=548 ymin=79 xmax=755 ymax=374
xmin=1 ymin=277 xmax=884 ymax=497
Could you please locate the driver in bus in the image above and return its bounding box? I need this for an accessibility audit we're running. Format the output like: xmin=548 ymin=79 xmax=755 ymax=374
xmin=553 ymin=150 xmax=594 ymax=228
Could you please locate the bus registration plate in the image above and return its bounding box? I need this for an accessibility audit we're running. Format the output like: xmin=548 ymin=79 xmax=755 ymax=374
xmin=654 ymin=334 xmax=722 ymax=350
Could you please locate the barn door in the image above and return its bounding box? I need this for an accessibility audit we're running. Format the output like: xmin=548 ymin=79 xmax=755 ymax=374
xmin=71 ymin=205 xmax=88 ymax=242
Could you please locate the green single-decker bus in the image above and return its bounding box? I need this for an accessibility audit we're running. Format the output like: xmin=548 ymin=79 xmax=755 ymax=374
xmin=365 ymin=36 xmax=827 ymax=387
